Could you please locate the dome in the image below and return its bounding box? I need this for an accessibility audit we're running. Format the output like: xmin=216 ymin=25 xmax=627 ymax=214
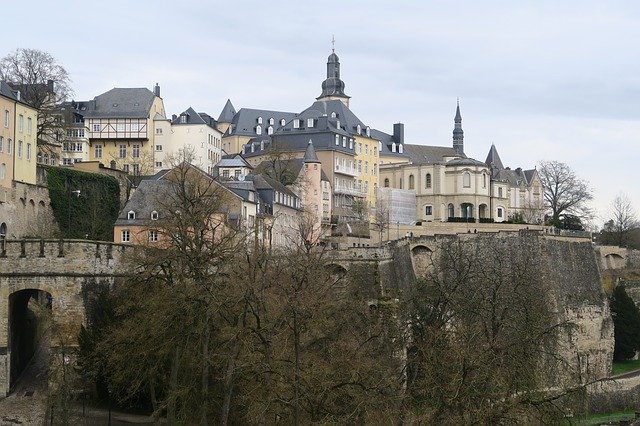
xmin=328 ymin=52 xmax=339 ymax=62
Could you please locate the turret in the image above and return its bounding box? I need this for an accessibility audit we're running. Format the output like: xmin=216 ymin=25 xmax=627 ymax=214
xmin=317 ymin=48 xmax=351 ymax=107
xmin=453 ymin=99 xmax=464 ymax=155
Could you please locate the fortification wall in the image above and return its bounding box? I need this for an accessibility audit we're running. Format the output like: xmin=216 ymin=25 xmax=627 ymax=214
xmin=0 ymin=181 xmax=58 ymax=239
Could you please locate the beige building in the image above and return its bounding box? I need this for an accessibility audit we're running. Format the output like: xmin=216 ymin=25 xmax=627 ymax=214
xmin=84 ymin=84 xmax=166 ymax=175
xmin=12 ymin=93 xmax=38 ymax=185
xmin=0 ymin=82 xmax=17 ymax=189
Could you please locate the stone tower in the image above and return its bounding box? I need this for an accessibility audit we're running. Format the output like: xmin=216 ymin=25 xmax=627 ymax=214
xmin=317 ymin=49 xmax=351 ymax=107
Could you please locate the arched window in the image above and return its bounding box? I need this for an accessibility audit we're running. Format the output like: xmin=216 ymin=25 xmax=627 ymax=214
xmin=448 ymin=203 xmax=455 ymax=218
xmin=463 ymin=172 xmax=471 ymax=188
xmin=482 ymin=173 xmax=487 ymax=188
xmin=257 ymin=117 xmax=263 ymax=124
xmin=331 ymin=111 xmax=337 ymax=118
xmin=425 ymin=173 xmax=432 ymax=188
xmin=409 ymin=174 xmax=415 ymax=189
xmin=399 ymin=178 xmax=403 ymax=189
xmin=269 ymin=117 xmax=274 ymax=125
xmin=384 ymin=178 xmax=390 ymax=188
xmin=280 ymin=118 xmax=286 ymax=126
xmin=356 ymin=124 xmax=361 ymax=134
xmin=255 ymin=125 xmax=262 ymax=135
xmin=398 ymin=144 xmax=403 ymax=154
xmin=267 ymin=126 xmax=273 ymax=135
xmin=391 ymin=142 xmax=396 ymax=153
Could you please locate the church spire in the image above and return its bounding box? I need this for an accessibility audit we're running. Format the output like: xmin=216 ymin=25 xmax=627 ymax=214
xmin=317 ymin=42 xmax=350 ymax=107
xmin=453 ymin=99 xmax=464 ymax=155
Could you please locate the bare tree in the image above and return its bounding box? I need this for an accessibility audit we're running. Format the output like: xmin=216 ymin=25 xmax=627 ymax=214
xmin=603 ymin=193 xmax=639 ymax=247
xmin=0 ymin=48 xmax=73 ymax=152
xmin=372 ymin=190 xmax=390 ymax=246
xmin=537 ymin=160 xmax=593 ymax=225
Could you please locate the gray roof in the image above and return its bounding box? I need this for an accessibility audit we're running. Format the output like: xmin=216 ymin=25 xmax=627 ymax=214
xmin=0 ymin=81 xmax=35 ymax=107
xmin=227 ymin=107 xmax=297 ymax=137
xmin=83 ymin=87 xmax=158 ymax=119
xmin=115 ymin=180 xmax=171 ymax=226
xmin=403 ymin=144 xmax=463 ymax=164
xmin=302 ymin=140 xmax=320 ymax=163
xmin=493 ymin=167 xmax=535 ymax=186
xmin=216 ymin=154 xmax=252 ymax=169
xmin=446 ymin=157 xmax=487 ymax=167
xmin=485 ymin=144 xmax=505 ymax=170
xmin=217 ymin=99 xmax=236 ymax=123
xmin=172 ymin=107 xmax=217 ymax=128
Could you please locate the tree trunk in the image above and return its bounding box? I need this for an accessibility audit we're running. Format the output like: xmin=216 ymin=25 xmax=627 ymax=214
xmin=220 ymin=338 xmax=241 ymax=426
xmin=200 ymin=311 xmax=210 ymax=425
xmin=168 ymin=345 xmax=181 ymax=423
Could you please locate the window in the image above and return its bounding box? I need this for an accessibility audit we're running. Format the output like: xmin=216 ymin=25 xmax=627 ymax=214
xmin=92 ymin=123 xmax=101 ymax=132
xmin=119 ymin=144 xmax=127 ymax=158
xmin=349 ymin=139 xmax=353 ymax=149
xmin=257 ymin=116 xmax=263 ymax=124
xmin=121 ymin=230 xmax=130 ymax=243
xmin=156 ymin=128 xmax=163 ymax=134
xmin=392 ymin=142 xmax=396 ymax=153
xmin=425 ymin=205 xmax=433 ymax=216
xmin=156 ymin=144 xmax=162 ymax=151
xmin=0 ymin=136 xmax=3 ymax=152
xmin=0 ymin=163 xmax=5 ymax=180
xmin=3 ymin=110 xmax=8 ymax=128
xmin=463 ymin=172 xmax=471 ymax=188
xmin=222 ymin=170 xmax=229 ymax=178
xmin=132 ymin=164 xmax=140 ymax=175
xmin=342 ymin=136 xmax=346 ymax=147
xmin=180 ymin=115 xmax=187 ymax=124
xmin=448 ymin=203 xmax=455 ymax=218
xmin=366 ymin=126 xmax=371 ymax=137
xmin=155 ymin=161 xmax=163 ymax=167
xmin=127 ymin=210 xmax=136 ymax=220
xmin=482 ymin=173 xmax=487 ymax=188
xmin=18 ymin=115 xmax=23 ymax=132
xmin=335 ymin=135 xmax=339 ymax=146
xmin=293 ymin=119 xmax=300 ymax=129
xmin=399 ymin=178 xmax=403 ymax=189
xmin=384 ymin=178 xmax=389 ymax=188
xmin=398 ymin=144 xmax=403 ymax=154
xmin=425 ymin=173 xmax=432 ymax=188
xmin=365 ymin=161 xmax=368 ymax=174
xmin=94 ymin=144 xmax=102 ymax=158
xmin=123 ymin=164 xmax=129 ymax=173
xmin=331 ymin=111 xmax=337 ymax=118
xmin=26 ymin=143 xmax=31 ymax=161
xmin=27 ymin=117 xmax=32 ymax=135
xmin=267 ymin=126 xmax=273 ymax=135
xmin=255 ymin=125 xmax=262 ymax=135
xmin=17 ymin=141 xmax=23 ymax=158
xmin=280 ymin=118 xmax=286 ymax=126
xmin=307 ymin=118 xmax=314 ymax=128
xmin=151 ymin=211 xmax=159 ymax=220
xmin=497 ymin=207 xmax=503 ymax=218
xmin=148 ymin=229 xmax=158 ymax=242
xmin=7 ymin=139 xmax=12 ymax=154
xmin=498 ymin=187 xmax=503 ymax=197
xmin=131 ymin=123 xmax=139 ymax=132
xmin=63 ymin=158 xmax=73 ymax=165
xmin=132 ymin=144 xmax=140 ymax=158
xmin=409 ymin=174 xmax=415 ymax=189
xmin=269 ymin=117 xmax=274 ymax=125
xmin=116 ymin=123 xmax=125 ymax=132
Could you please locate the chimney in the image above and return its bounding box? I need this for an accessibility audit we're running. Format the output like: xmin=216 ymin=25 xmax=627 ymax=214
xmin=154 ymin=83 xmax=161 ymax=97
xmin=393 ymin=122 xmax=404 ymax=144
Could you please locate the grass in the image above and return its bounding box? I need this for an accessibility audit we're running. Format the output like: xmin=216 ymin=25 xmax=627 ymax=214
xmin=575 ymin=410 xmax=636 ymax=425
xmin=611 ymin=358 xmax=640 ymax=376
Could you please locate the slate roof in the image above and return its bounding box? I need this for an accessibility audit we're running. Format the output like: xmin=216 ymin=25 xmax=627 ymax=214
xmin=302 ymin=140 xmax=320 ymax=163
xmin=115 ymin=179 xmax=171 ymax=226
xmin=216 ymin=154 xmax=252 ymax=169
xmin=217 ymin=99 xmax=236 ymax=123
xmin=493 ymin=167 xmax=536 ymax=186
xmin=83 ymin=87 xmax=157 ymax=119
xmin=172 ymin=107 xmax=217 ymax=128
xmin=403 ymin=144 xmax=464 ymax=165
xmin=485 ymin=144 xmax=505 ymax=170
xmin=227 ymin=108 xmax=297 ymax=137
xmin=0 ymin=81 xmax=36 ymax=107
xmin=446 ymin=157 xmax=487 ymax=167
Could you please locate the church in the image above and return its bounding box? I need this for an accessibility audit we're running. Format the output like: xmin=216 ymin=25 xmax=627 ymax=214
xmin=217 ymin=48 xmax=544 ymax=226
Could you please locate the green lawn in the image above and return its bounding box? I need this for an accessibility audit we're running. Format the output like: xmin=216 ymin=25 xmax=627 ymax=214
xmin=575 ymin=410 xmax=636 ymax=425
xmin=612 ymin=359 xmax=640 ymax=376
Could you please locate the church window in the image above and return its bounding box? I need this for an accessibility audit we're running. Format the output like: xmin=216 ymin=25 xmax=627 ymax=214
xmin=384 ymin=178 xmax=389 ymax=188
xmin=409 ymin=174 xmax=415 ymax=189
xmin=426 ymin=173 xmax=432 ymax=188
xmin=463 ymin=172 xmax=471 ymax=188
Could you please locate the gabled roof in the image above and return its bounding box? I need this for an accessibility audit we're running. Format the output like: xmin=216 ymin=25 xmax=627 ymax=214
xmin=303 ymin=140 xmax=320 ymax=163
xmin=115 ymin=179 xmax=170 ymax=226
xmin=485 ymin=144 xmax=505 ymax=170
xmin=218 ymin=99 xmax=236 ymax=123
xmin=172 ymin=107 xmax=207 ymax=125
xmin=216 ymin=154 xmax=253 ymax=169
xmin=83 ymin=87 xmax=158 ymax=119
xmin=403 ymin=144 xmax=463 ymax=165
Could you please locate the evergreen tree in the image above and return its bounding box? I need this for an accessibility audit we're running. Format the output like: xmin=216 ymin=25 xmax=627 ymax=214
xmin=610 ymin=285 xmax=640 ymax=361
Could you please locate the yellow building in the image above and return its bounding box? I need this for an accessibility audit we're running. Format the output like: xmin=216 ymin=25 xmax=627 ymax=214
xmin=7 ymin=88 xmax=38 ymax=185
xmin=0 ymin=82 xmax=17 ymax=189
xmin=84 ymin=84 xmax=166 ymax=175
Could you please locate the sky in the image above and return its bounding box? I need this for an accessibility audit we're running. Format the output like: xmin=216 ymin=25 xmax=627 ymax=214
xmin=4 ymin=0 xmax=639 ymax=228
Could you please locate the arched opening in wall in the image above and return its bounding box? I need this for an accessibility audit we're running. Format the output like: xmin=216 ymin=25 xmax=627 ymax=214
xmin=326 ymin=263 xmax=348 ymax=284
xmin=411 ymin=245 xmax=433 ymax=276
xmin=605 ymin=253 xmax=625 ymax=270
xmin=8 ymin=288 xmax=52 ymax=392
xmin=478 ymin=204 xmax=488 ymax=219
xmin=460 ymin=203 xmax=474 ymax=220
xmin=447 ymin=203 xmax=455 ymax=219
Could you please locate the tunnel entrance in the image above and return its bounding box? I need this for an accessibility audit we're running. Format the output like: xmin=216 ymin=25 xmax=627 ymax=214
xmin=8 ymin=289 xmax=52 ymax=391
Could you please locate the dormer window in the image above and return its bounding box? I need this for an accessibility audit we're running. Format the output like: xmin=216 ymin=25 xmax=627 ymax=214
xmin=293 ymin=119 xmax=300 ymax=129
xmin=356 ymin=124 xmax=361 ymax=134
xmin=398 ymin=144 xmax=403 ymax=154
xmin=366 ymin=126 xmax=371 ymax=137
xmin=335 ymin=134 xmax=339 ymax=146
xmin=256 ymin=125 xmax=262 ymax=135
xmin=379 ymin=141 xmax=382 ymax=152
xmin=267 ymin=126 xmax=273 ymax=135
xmin=280 ymin=118 xmax=286 ymax=126
xmin=257 ymin=117 xmax=263 ymax=124
xmin=392 ymin=142 xmax=396 ymax=153
xmin=336 ymin=119 xmax=340 ymax=129
xmin=331 ymin=112 xmax=337 ymax=118
xmin=342 ymin=136 xmax=346 ymax=147
xmin=307 ymin=118 xmax=314 ymax=128
xmin=349 ymin=139 xmax=353 ymax=149
xmin=127 ymin=210 xmax=136 ymax=220
xmin=151 ymin=210 xmax=159 ymax=220
xmin=269 ymin=117 xmax=274 ymax=125
xmin=180 ymin=114 xmax=187 ymax=124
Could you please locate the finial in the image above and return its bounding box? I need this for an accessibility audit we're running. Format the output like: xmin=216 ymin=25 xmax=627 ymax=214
xmin=331 ymin=35 xmax=335 ymax=53
xmin=457 ymin=97 xmax=459 ymax=106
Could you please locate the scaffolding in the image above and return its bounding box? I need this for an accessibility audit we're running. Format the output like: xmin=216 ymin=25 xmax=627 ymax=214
xmin=376 ymin=188 xmax=416 ymax=225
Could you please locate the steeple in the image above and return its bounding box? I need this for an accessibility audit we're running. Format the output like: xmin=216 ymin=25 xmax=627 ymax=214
xmin=485 ymin=143 xmax=504 ymax=171
xmin=317 ymin=42 xmax=350 ymax=107
xmin=453 ymin=99 xmax=464 ymax=155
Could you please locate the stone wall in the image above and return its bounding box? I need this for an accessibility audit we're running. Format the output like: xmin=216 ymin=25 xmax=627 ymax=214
xmin=0 ymin=240 xmax=129 ymax=396
xmin=0 ymin=181 xmax=58 ymax=239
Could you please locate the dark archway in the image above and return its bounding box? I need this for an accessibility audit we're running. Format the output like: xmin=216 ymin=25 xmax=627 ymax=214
xmin=8 ymin=289 xmax=52 ymax=391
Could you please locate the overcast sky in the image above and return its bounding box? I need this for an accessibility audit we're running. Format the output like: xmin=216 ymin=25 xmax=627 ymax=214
xmin=5 ymin=0 xmax=639 ymax=227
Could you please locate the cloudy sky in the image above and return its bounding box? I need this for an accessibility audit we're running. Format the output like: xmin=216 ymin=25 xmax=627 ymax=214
xmin=4 ymin=0 xmax=639 ymax=227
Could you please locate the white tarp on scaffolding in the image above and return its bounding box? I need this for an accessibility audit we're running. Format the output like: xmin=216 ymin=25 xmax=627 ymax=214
xmin=375 ymin=187 xmax=417 ymax=225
